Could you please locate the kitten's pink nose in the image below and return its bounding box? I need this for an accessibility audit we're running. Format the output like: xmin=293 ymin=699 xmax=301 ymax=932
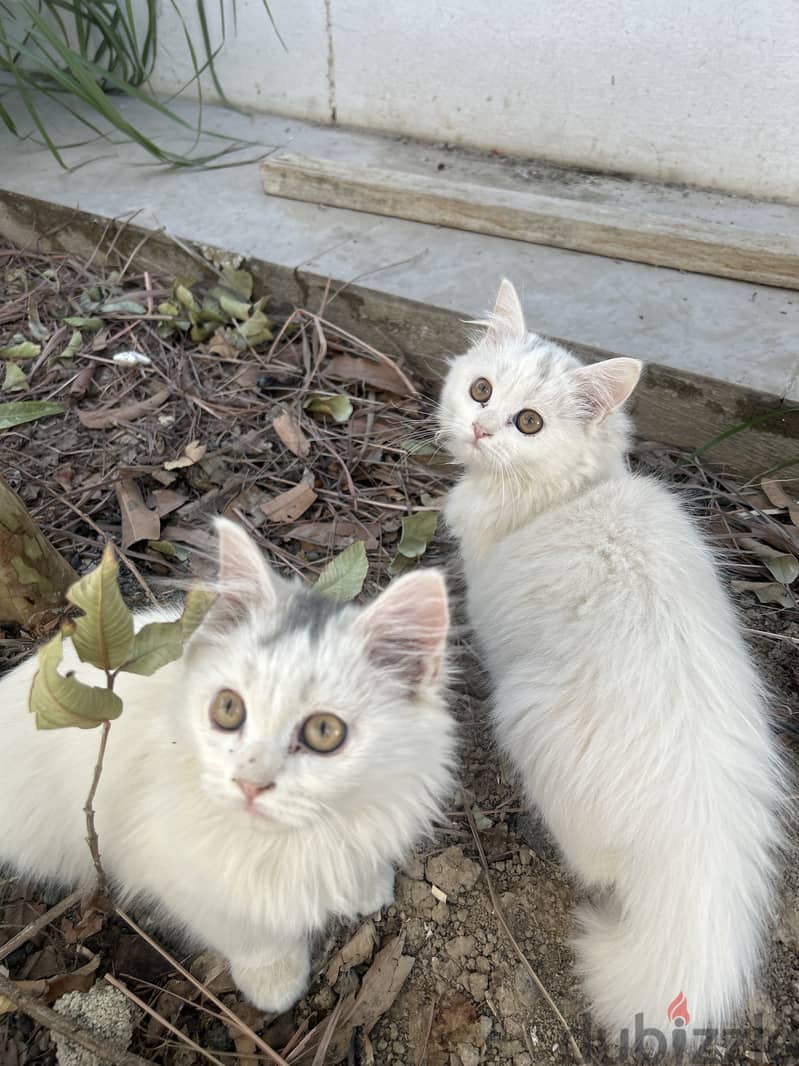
xmin=235 ymin=778 xmax=274 ymax=803
xmin=472 ymin=422 xmax=492 ymax=442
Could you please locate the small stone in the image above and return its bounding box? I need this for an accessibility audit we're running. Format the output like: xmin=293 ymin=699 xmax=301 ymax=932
xmin=456 ymin=1043 xmax=481 ymax=1066
xmin=426 ymin=847 xmax=481 ymax=898
xmin=468 ymin=973 xmax=489 ymax=1000
xmin=402 ymin=853 xmax=425 ymax=880
xmin=53 ymin=985 xmax=137 ymax=1066
xmin=446 ymin=935 xmax=476 ymax=960
xmin=432 ymin=900 xmax=450 ymax=924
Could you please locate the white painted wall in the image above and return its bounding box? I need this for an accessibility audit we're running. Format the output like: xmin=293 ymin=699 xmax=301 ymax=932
xmin=147 ymin=0 xmax=799 ymax=203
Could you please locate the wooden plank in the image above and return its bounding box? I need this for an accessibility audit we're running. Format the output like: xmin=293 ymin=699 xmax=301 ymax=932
xmin=1 ymin=189 xmax=796 ymax=478
xmin=261 ymin=153 xmax=799 ymax=291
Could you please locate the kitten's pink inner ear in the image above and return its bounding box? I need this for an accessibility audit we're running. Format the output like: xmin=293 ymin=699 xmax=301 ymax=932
xmin=573 ymin=357 xmax=642 ymax=421
xmin=486 ymin=278 xmax=526 ymax=343
xmin=209 ymin=518 xmax=277 ymax=626
xmin=358 ymin=570 xmax=449 ymax=693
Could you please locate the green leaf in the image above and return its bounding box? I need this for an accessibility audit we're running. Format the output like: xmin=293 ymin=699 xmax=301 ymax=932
xmin=764 ymin=555 xmax=799 ymax=585
xmin=220 ymin=266 xmax=253 ymax=300
xmin=180 ymin=587 xmax=216 ymax=639
xmin=122 ymin=621 xmax=184 ymax=677
xmin=738 ymin=537 xmax=798 ymax=585
xmin=237 ymin=309 xmax=272 ymax=346
xmin=98 ymin=299 xmax=147 ymax=315
xmin=175 ymin=284 xmax=198 ymax=311
xmin=3 ymin=364 xmax=29 ymax=393
xmin=218 ymin=293 xmax=252 ymax=321
xmin=121 ymin=587 xmax=215 ymax=676
xmin=64 ymin=316 xmax=105 ymax=330
xmin=313 ymin=542 xmax=368 ymax=602
xmin=0 ymin=341 xmax=40 ymax=360
xmin=66 ymin=544 xmax=135 ymax=671
xmin=731 ymin=580 xmax=794 ymax=607
xmin=30 ymin=632 xmax=123 ymax=730
xmin=395 ymin=511 xmax=438 ymax=560
xmin=0 ymin=401 xmax=66 ymax=431
xmin=147 ymin=539 xmax=190 ymax=562
xmin=303 ymin=393 xmax=354 ymax=423
xmin=58 ymin=329 xmax=83 ymax=361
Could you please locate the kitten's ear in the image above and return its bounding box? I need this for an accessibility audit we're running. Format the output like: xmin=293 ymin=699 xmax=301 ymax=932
xmin=573 ymin=357 xmax=642 ymax=422
xmin=485 ymin=278 xmax=526 ymax=343
xmin=356 ymin=569 xmax=449 ymax=695
xmin=206 ymin=518 xmax=277 ymax=627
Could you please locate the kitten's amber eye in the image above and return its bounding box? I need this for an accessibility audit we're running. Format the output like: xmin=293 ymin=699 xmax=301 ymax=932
xmin=210 ymin=689 xmax=246 ymax=731
xmin=514 ymin=409 xmax=544 ymax=435
xmin=469 ymin=377 xmax=492 ymax=403
xmin=300 ymin=713 xmax=347 ymax=753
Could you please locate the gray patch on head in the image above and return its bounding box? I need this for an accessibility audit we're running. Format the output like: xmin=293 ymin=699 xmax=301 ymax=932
xmin=259 ymin=589 xmax=344 ymax=647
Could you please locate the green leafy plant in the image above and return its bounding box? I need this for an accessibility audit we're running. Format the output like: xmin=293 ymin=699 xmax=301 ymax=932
xmin=28 ymin=544 xmax=214 ymax=893
xmin=0 ymin=0 xmax=277 ymax=167
xmin=389 ymin=511 xmax=438 ymax=573
xmin=26 ymin=535 xmax=367 ymax=895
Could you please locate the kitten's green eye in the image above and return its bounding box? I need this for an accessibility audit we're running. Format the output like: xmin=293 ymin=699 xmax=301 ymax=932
xmin=301 ymin=713 xmax=347 ymax=753
xmin=469 ymin=377 xmax=492 ymax=403
xmin=210 ymin=689 xmax=246 ymax=731
xmin=515 ymin=409 xmax=543 ymax=435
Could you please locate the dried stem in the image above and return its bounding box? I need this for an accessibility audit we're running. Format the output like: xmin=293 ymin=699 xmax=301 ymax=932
xmin=0 ymin=971 xmax=151 ymax=1066
xmin=0 ymin=888 xmax=83 ymax=964
xmin=115 ymin=907 xmax=291 ymax=1066
xmin=104 ymin=974 xmax=228 ymax=1066
xmin=83 ymin=712 xmax=112 ymax=899
xmin=465 ymin=804 xmax=587 ymax=1064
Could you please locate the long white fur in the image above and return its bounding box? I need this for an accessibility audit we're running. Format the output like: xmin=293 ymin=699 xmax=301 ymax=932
xmin=0 ymin=520 xmax=456 ymax=1013
xmin=439 ymin=280 xmax=785 ymax=1048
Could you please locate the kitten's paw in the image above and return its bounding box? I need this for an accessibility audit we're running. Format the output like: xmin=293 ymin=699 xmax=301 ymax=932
xmin=358 ymin=863 xmax=395 ymax=915
xmin=231 ymin=944 xmax=310 ymax=1014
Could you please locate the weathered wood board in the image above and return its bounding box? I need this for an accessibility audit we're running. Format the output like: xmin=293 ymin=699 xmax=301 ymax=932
xmin=261 ymin=153 xmax=799 ymax=291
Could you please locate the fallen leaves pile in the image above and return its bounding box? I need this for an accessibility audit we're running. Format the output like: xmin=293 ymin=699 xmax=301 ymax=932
xmin=0 ymin=244 xmax=453 ymax=656
xmin=0 ymin=240 xmax=797 ymax=1065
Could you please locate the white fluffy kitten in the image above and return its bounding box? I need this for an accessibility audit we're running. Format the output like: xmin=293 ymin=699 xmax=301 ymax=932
xmin=0 ymin=520 xmax=455 ymax=1013
xmin=440 ymin=281 xmax=785 ymax=1047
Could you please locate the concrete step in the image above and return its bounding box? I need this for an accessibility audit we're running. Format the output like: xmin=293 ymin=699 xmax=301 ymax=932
xmin=0 ymin=98 xmax=796 ymax=473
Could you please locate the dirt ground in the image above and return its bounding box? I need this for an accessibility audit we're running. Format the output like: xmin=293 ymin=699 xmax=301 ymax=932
xmin=0 ymin=243 xmax=797 ymax=1065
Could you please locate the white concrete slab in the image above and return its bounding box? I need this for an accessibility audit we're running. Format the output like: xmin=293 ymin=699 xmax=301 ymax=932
xmin=0 ymin=99 xmax=797 ymax=401
xmin=138 ymin=0 xmax=799 ymax=203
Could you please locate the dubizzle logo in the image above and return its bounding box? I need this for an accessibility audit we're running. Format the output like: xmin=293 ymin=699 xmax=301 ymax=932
xmin=666 ymin=991 xmax=691 ymax=1028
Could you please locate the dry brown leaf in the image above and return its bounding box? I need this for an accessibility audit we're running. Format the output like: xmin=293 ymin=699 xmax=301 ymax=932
xmin=164 ymin=439 xmax=207 ymax=470
xmin=54 ymin=464 xmax=75 ymax=492
xmin=77 ymin=386 xmax=171 ymax=429
xmin=287 ymin=521 xmax=378 ymax=551
xmin=116 ymin=478 xmax=161 ymax=550
xmin=162 ymin=524 xmax=216 ymax=552
xmin=273 ymin=409 xmax=310 ymax=458
xmin=69 ymin=363 xmax=96 ymax=400
xmin=152 ymin=488 xmax=189 ymax=517
xmin=260 ymin=480 xmax=317 ymax=523
xmin=326 ymin=920 xmax=377 ymax=986
xmin=325 ymin=355 xmax=414 ymax=397
xmin=762 ymin=478 xmax=799 ymax=526
xmin=206 ymin=330 xmax=239 ymax=359
xmin=0 ymin=956 xmax=99 ymax=1014
xmin=325 ymin=934 xmax=415 ymax=1061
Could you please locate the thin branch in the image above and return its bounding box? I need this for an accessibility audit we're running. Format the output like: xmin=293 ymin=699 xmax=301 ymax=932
xmin=465 ymin=805 xmax=586 ymax=1064
xmin=0 ymin=971 xmax=151 ymax=1066
xmin=114 ymin=908 xmax=291 ymax=1066
xmin=83 ymin=716 xmax=112 ymax=898
xmin=0 ymin=889 xmax=83 ymax=964
xmin=104 ymin=973 xmax=227 ymax=1066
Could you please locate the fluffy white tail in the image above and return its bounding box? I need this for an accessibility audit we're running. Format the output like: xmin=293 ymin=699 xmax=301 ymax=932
xmin=573 ymin=773 xmax=783 ymax=1054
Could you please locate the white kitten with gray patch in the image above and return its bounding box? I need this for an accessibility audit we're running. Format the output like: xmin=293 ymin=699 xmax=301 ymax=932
xmin=0 ymin=520 xmax=455 ymax=1012
xmin=439 ymin=281 xmax=785 ymax=1046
